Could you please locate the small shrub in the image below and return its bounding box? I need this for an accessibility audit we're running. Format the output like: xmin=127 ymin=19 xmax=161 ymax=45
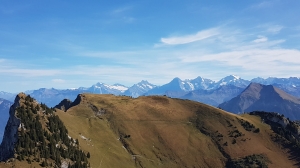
xmin=254 ymin=128 xmax=260 ymax=133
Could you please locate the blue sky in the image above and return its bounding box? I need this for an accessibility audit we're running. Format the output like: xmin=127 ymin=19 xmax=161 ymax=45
xmin=1 ymin=0 xmax=300 ymax=92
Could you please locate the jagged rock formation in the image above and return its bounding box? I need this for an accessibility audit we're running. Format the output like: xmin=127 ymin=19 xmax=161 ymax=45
xmin=54 ymin=99 xmax=72 ymax=111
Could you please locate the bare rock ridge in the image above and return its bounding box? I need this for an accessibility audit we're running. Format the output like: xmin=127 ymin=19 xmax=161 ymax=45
xmin=54 ymin=94 xmax=87 ymax=112
xmin=54 ymin=99 xmax=72 ymax=112
xmin=0 ymin=93 xmax=23 ymax=161
xmin=68 ymin=94 xmax=84 ymax=110
xmin=219 ymin=83 xmax=300 ymax=120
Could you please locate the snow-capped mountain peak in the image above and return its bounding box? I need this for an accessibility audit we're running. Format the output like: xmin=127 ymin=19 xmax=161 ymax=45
xmin=136 ymin=80 xmax=156 ymax=90
xmin=222 ymin=75 xmax=240 ymax=81
xmin=124 ymin=80 xmax=157 ymax=97
xmin=109 ymin=84 xmax=128 ymax=92
xmin=89 ymin=82 xmax=128 ymax=93
xmin=215 ymin=75 xmax=250 ymax=88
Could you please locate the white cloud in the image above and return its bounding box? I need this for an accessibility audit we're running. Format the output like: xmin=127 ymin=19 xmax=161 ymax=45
xmin=0 ymin=60 xmax=61 ymax=77
xmin=252 ymin=36 xmax=268 ymax=43
xmin=180 ymin=48 xmax=300 ymax=77
xmin=160 ymin=28 xmax=219 ymax=45
xmin=0 ymin=68 xmax=60 ymax=77
xmin=6 ymin=25 xmax=292 ymax=90
xmin=67 ymin=25 xmax=296 ymax=82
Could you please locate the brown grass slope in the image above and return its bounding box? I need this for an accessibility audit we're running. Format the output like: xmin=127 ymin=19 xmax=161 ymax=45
xmin=55 ymin=94 xmax=298 ymax=168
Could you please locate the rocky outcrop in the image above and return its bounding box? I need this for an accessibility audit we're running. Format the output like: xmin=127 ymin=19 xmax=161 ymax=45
xmin=250 ymin=111 xmax=290 ymax=128
xmin=0 ymin=94 xmax=23 ymax=161
xmin=250 ymin=111 xmax=300 ymax=139
xmin=54 ymin=99 xmax=72 ymax=111
xmin=69 ymin=94 xmax=83 ymax=108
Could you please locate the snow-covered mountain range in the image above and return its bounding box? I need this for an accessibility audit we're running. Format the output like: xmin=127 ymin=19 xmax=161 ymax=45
xmin=1 ymin=75 xmax=300 ymax=107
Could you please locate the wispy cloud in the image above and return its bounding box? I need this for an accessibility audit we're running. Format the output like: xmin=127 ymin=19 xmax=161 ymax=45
xmin=0 ymin=68 xmax=60 ymax=77
xmin=64 ymin=25 xmax=297 ymax=81
xmin=52 ymin=79 xmax=66 ymax=83
xmin=256 ymin=24 xmax=284 ymax=34
xmin=109 ymin=6 xmax=136 ymax=24
xmin=0 ymin=59 xmax=61 ymax=77
xmin=252 ymin=36 xmax=268 ymax=43
xmin=79 ymin=51 xmax=139 ymax=58
xmin=160 ymin=28 xmax=219 ymax=45
xmin=3 ymin=24 xmax=296 ymax=91
xmin=267 ymin=25 xmax=284 ymax=34
xmin=111 ymin=6 xmax=132 ymax=15
xmin=250 ymin=1 xmax=275 ymax=9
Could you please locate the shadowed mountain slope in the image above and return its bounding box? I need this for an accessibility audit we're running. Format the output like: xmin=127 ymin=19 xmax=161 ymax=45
xmin=0 ymin=98 xmax=12 ymax=143
xmin=181 ymin=85 xmax=244 ymax=106
xmin=219 ymin=83 xmax=300 ymax=120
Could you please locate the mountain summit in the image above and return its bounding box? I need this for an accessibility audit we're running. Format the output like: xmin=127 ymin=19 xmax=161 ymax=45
xmin=219 ymin=83 xmax=300 ymax=120
xmin=214 ymin=75 xmax=250 ymax=89
xmin=124 ymin=80 xmax=156 ymax=97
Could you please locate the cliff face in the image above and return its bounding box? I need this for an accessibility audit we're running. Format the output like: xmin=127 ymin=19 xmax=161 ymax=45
xmin=0 ymin=94 xmax=22 ymax=161
xmin=0 ymin=98 xmax=12 ymax=143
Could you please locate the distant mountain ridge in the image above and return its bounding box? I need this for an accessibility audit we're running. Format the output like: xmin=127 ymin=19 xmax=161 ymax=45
xmin=218 ymin=83 xmax=300 ymax=120
xmin=0 ymin=98 xmax=12 ymax=143
xmin=0 ymin=76 xmax=300 ymax=107
xmin=124 ymin=80 xmax=156 ymax=98
xmin=181 ymin=85 xmax=245 ymax=106
xmin=0 ymin=92 xmax=15 ymax=102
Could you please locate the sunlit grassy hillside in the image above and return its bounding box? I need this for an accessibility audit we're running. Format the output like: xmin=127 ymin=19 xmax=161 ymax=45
xmin=55 ymin=94 xmax=299 ymax=168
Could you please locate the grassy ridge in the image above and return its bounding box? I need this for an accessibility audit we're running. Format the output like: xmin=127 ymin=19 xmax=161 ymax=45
xmin=55 ymin=94 xmax=299 ymax=167
xmin=2 ymin=94 xmax=298 ymax=167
